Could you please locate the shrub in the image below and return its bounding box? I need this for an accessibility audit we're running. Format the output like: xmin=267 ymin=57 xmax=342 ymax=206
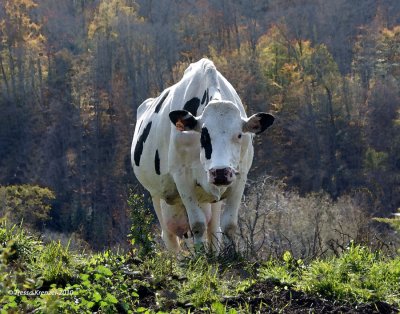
xmin=0 ymin=185 xmax=55 ymax=230
xmin=239 ymin=177 xmax=376 ymax=260
xmin=128 ymin=192 xmax=156 ymax=258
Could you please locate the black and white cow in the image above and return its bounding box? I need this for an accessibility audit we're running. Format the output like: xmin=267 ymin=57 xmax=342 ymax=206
xmin=131 ymin=58 xmax=274 ymax=252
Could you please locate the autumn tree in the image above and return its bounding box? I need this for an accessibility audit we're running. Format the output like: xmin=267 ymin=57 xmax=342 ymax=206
xmin=256 ymin=25 xmax=365 ymax=196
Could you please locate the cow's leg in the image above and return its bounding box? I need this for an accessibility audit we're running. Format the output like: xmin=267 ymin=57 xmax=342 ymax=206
xmin=208 ymin=202 xmax=222 ymax=253
xmin=186 ymin=202 xmax=207 ymax=249
xmin=152 ymin=198 xmax=180 ymax=252
xmin=173 ymin=177 xmax=207 ymax=249
xmin=220 ymin=178 xmax=246 ymax=246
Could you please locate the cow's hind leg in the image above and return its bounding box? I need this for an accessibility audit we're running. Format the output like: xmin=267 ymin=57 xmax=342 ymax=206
xmin=152 ymin=197 xmax=180 ymax=252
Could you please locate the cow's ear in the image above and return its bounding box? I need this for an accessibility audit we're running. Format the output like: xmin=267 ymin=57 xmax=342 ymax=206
xmin=243 ymin=113 xmax=274 ymax=134
xmin=169 ymin=110 xmax=199 ymax=131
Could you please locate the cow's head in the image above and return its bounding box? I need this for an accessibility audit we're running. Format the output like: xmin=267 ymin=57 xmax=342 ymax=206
xmin=169 ymin=100 xmax=274 ymax=186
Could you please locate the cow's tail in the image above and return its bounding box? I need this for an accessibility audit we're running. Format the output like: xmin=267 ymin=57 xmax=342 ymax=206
xmin=203 ymin=60 xmax=222 ymax=101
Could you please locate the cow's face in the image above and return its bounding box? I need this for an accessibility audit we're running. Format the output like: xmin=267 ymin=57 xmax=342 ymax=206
xmin=170 ymin=101 xmax=274 ymax=186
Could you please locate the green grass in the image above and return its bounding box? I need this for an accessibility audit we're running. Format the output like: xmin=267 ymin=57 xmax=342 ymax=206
xmin=300 ymin=246 xmax=400 ymax=304
xmin=259 ymin=244 xmax=400 ymax=305
xmin=0 ymin=222 xmax=399 ymax=313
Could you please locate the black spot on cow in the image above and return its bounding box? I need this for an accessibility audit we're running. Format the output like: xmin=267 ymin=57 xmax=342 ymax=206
xmin=201 ymin=89 xmax=208 ymax=105
xmin=154 ymin=150 xmax=161 ymax=175
xmin=183 ymin=97 xmax=200 ymax=116
xmin=134 ymin=121 xmax=152 ymax=166
xmin=200 ymin=127 xmax=212 ymax=160
xmin=154 ymin=90 xmax=170 ymax=113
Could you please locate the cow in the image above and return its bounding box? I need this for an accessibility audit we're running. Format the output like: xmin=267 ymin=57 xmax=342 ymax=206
xmin=131 ymin=58 xmax=274 ymax=252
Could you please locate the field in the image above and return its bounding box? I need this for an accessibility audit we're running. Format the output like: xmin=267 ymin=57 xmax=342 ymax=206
xmin=1 ymin=213 xmax=399 ymax=313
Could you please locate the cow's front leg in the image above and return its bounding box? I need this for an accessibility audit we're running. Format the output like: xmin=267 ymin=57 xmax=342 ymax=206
xmin=220 ymin=178 xmax=246 ymax=247
xmin=187 ymin=201 xmax=207 ymax=250
xmin=174 ymin=176 xmax=207 ymax=249
xmin=208 ymin=202 xmax=222 ymax=252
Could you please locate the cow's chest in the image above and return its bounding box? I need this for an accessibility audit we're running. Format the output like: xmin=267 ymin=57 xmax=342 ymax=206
xmin=195 ymin=184 xmax=229 ymax=203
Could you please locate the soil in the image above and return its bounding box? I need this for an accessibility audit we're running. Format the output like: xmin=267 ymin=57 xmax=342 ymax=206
xmin=221 ymin=279 xmax=398 ymax=314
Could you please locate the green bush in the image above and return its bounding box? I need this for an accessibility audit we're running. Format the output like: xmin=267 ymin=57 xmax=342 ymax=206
xmin=128 ymin=192 xmax=156 ymax=258
xmin=0 ymin=185 xmax=55 ymax=229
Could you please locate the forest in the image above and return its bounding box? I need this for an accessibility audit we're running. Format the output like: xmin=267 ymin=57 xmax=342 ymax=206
xmin=0 ymin=0 xmax=400 ymax=252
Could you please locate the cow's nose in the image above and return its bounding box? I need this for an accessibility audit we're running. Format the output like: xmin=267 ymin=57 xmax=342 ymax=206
xmin=209 ymin=167 xmax=236 ymax=186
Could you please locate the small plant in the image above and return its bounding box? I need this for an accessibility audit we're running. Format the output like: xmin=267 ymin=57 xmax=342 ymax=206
xmin=33 ymin=240 xmax=79 ymax=285
xmin=0 ymin=220 xmax=42 ymax=262
xmin=128 ymin=192 xmax=156 ymax=258
xmin=258 ymin=251 xmax=303 ymax=286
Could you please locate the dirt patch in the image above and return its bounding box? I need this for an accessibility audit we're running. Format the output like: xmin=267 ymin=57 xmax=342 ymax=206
xmin=222 ymin=280 xmax=398 ymax=313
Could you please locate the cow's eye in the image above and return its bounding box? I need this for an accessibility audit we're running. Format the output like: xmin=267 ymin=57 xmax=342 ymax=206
xmin=238 ymin=134 xmax=242 ymax=139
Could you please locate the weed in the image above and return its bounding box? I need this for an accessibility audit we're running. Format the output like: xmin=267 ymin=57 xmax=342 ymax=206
xmin=0 ymin=220 xmax=41 ymax=263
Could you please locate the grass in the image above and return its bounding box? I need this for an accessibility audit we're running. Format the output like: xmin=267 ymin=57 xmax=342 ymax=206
xmin=0 ymin=221 xmax=399 ymax=313
xmin=259 ymin=244 xmax=400 ymax=306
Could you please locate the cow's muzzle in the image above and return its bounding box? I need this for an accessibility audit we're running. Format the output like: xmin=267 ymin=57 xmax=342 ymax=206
xmin=209 ymin=167 xmax=237 ymax=186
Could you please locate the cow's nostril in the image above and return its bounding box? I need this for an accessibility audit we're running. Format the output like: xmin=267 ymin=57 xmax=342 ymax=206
xmin=215 ymin=169 xmax=226 ymax=178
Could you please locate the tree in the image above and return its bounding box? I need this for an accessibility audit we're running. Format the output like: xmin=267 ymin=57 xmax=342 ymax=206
xmin=0 ymin=185 xmax=55 ymax=229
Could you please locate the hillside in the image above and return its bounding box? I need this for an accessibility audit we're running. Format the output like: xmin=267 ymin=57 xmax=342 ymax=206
xmin=1 ymin=220 xmax=399 ymax=313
